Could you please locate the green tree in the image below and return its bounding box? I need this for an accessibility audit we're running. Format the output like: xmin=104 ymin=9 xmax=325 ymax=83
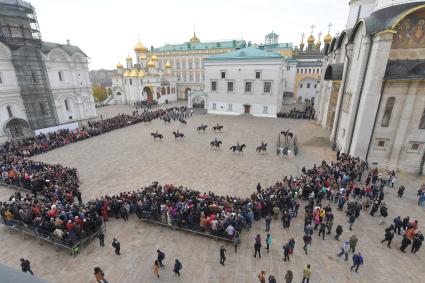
xmin=92 ymin=85 xmax=107 ymax=102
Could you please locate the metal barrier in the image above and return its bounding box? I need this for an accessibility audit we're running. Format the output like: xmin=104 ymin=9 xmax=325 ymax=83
xmin=136 ymin=213 xmax=234 ymax=243
xmin=1 ymin=219 xmax=103 ymax=256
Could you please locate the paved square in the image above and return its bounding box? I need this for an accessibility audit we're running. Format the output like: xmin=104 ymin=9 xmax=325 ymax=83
xmin=0 ymin=103 xmax=424 ymax=283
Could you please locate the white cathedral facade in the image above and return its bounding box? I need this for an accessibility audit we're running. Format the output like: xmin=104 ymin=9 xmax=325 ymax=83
xmin=111 ymin=40 xmax=177 ymax=105
xmin=315 ymin=0 xmax=425 ymax=173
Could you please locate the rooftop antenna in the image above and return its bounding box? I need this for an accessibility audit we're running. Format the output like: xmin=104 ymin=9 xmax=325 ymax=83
xmin=310 ymin=24 xmax=315 ymax=35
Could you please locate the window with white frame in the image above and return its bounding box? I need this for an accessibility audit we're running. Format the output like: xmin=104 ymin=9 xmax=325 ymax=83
xmin=255 ymin=71 xmax=261 ymax=79
xmin=221 ymin=71 xmax=226 ymax=79
xmin=228 ymin=103 xmax=232 ymax=111
xmin=211 ymin=81 xmax=217 ymax=91
xmin=227 ymin=81 xmax=234 ymax=92
xmin=264 ymin=81 xmax=271 ymax=93
xmin=245 ymin=81 xmax=252 ymax=93
xmin=263 ymin=105 xmax=268 ymax=114
xmin=307 ymin=83 xmax=311 ymax=88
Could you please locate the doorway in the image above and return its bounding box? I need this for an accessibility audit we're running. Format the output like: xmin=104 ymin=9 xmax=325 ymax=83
xmin=244 ymin=104 xmax=251 ymax=113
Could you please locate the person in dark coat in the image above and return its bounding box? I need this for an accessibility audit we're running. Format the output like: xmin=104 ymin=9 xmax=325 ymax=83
xmin=157 ymin=249 xmax=165 ymax=268
xmin=350 ymin=252 xmax=363 ymax=272
xmin=283 ymin=243 xmax=290 ymax=262
xmin=335 ymin=224 xmax=343 ymax=240
xmin=173 ymin=259 xmax=182 ymax=276
xmin=97 ymin=230 xmax=105 ymax=247
xmin=318 ymin=221 xmax=326 ymax=240
xmin=20 ymin=258 xmax=33 ymax=275
xmin=220 ymin=245 xmax=226 ymax=265
xmin=381 ymin=226 xmax=394 ymax=248
xmin=400 ymin=235 xmax=411 ymax=253
xmin=411 ymin=232 xmax=424 ymax=254
xmin=112 ymin=237 xmax=120 ymax=255
xmin=393 ymin=216 xmax=402 ymax=235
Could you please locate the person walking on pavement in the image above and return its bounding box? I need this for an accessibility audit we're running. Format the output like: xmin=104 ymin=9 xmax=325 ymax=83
xmin=254 ymin=234 xmax=262 ymax=258
xmin=220 ymin=245 xmax=227 ymax=265
xmin=350 ymin=252 xmax=363 ymax=272
xmin=234 ymin=230 xmax=241 ymax=253
xmin=153 ymin=260 xmax=160 ymax=278
xmin=265 ymin=214 xmax=272 ymax=232
xmin=283 ymin=243 xmax=290 ymax=262
xmin=173 ymin=259 xmax=182 ymax=276
xmin=20 ymin=259 xmax=33 ymax=275
xmin=349 ymin=235 xmax=358 ymax=253
xmin=302 ymin=264 xmax=312 ymax=283
xmin=266 ymin=233 xmax=272 ymax=253
xmin=97 ymin=230 xmax=105 ymax=247
xmin=285 ymin=270 xmax=293 ymax=283
xmin=112 ymin=237 xmax=120 ymax=255
xmin=335 ymin=224 xmax=343 ymax=240
xmin=381 ymin=226 xmax=394 ymax=248
xmin=157 ymin=249 xmax=165 ymax=268
xmin=318 ymin=221 xmax=326 ymax=240
xmin=337 ymin=240 xmax=350 ymax=261
xmin=400 ymin=234 xmax=412 ymax=253
xmin=94 ymin=267 xmax=108 ymax=283
xmin=303 ymin=233 xmax=312 ymax=255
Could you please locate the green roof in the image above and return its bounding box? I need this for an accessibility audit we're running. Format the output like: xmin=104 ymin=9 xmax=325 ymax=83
xmin=204 ymin=47 xmax=282 ymax=61
xmin=153 ymin=40 xmax=246 ymax=52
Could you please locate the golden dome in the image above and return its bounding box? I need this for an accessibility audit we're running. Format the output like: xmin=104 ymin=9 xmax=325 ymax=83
xmin=147 ymin=60 xmax=155 ymax=67
xmin=190 ymin=32 xmax=200 ymax=43
xmin=151 ymin=54 xmax=158 ymax=61
xmin=164 ymin=61 xmax=172 ymax=68
xmin=324 ymin=33 xmax=332 ymax=44
xmin=134 ymin=39 xmax=148 ymax=52
xmin=307 ymin=35 xmax=315 ymax=44
xmin=116 ymin=62 xmax=123 ymax=68
xmin=126 ymin=55 xmax=132 ymax=60
xmin=123 ymin=70 xmax=131 ymax=77
xmin=138 ymin=70 xmax=145 ymax=77
xmin=139 ymin=54 xmax=147 ymax=60
xmin=129 ymin=69 xmax=139 ymax=77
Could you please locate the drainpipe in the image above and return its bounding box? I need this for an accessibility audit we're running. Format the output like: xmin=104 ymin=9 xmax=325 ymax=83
xmin=333 ymin=42 xmax=351 ymax=149
xmin=365 ymin=80 xmax=387 ymax=162
xmin=347 ymin=35 xmax=373 ymax=154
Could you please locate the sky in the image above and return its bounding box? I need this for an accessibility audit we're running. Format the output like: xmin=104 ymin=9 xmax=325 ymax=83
xmin=29 ymin=0 xmax=349 ymax=70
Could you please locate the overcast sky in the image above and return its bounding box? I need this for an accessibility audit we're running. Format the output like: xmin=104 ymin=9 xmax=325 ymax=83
xmin=30 ymin=0 xmax=349 ymax=70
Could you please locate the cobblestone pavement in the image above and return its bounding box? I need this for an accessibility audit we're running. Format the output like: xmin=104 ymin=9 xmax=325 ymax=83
xmin=0 ymin=103 xmax=424 ymax=283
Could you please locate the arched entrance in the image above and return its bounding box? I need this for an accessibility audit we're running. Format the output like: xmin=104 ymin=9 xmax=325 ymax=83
xmin=184 ymin=88 xmax=191 ymax=97
xmin=4 ymin=118 xmax=31 ymax=139
xmin=143 ymin=86 xmax=153 ymax=102
xmin=161 ymin=87 xmax=166 ymax=95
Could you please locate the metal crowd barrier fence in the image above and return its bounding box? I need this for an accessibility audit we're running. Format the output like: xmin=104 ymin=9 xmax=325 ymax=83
xmin=136 ymin=212 xmax=234 ymax=243
xmin=1 ymin=219 xmax=104 ymax=256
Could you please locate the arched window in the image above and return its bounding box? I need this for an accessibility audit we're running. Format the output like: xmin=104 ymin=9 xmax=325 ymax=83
xmin=307 ymin=83 xmax=311 ymax=88
xmin=381 ymin=97 xmax=395 ymax=127
xmin=300 ymin=84 xmax=303 ymax=89
xmin=64 ymin=99 xmax=70 ymax=111
xmin=6 ymin=105 xmax=12 ymax=118
xmin=419 ymin=109 xmax=425 ymax=129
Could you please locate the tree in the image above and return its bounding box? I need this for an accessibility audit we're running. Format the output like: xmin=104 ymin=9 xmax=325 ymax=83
xmin=92 ymin=85 xmax=107 ymax=102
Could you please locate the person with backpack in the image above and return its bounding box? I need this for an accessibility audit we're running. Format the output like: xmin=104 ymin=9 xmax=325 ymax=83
xmin=112 ymin=237 xmax=120 ymax=255
xmin=94 ymin=267 xmax=108 ymax=283
xmin=254 ymin=234 xmax=262 ymax=258
xmin=173 ymin=259 xmax=182 ymax=276
xmin=157 ymin=249 xmax=165 ymax=268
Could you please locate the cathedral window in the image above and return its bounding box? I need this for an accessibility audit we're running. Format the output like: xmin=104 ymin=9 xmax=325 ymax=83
xmin=129 ymin=79 xmax=132 ymax=85
xmin=419 ymin=109 xmax=425 ymax=130
xmin=381 ymin=97 xmax=395 ymax=127
xmin=58 ymin=71 xmax=63 ymax=82
xmin=65 ymin=100 xmax=70 ymax=111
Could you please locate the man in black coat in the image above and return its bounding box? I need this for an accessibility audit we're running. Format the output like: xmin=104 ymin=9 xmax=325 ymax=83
xmin=157 ymin=249 xmax=165 ymax=268
xmin=400 ymin=235 xmax=411 ymax=253
xmin=20 ymin=258 xmax=34 ymax=275
xmin=411 ymin=232 xmax=424 ymax=254
xmin=381 ymin=227 xmax=394 ymax=248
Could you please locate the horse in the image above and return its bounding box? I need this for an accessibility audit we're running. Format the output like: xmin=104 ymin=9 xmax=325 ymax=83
xmin=172 ymin=131 xmax=185 ymax=139
xmin=151 ymin=133 xmax=163 ymax=140
xmin=210 ymin=140 xmax=222 ymax=149
xmin=213 ymin=125 xmax=223 ymax=132
xmin=256 ymin=143 xmax=267 ymax=153
xmin=197 ymin=125 xmax=208 ymax=132
xmin=229 ymin=144 xmax=246 ymax=153
xmin=180 ymin=119 xmax=187 ymax=125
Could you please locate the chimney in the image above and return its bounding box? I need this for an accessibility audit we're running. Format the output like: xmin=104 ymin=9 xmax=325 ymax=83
xmin=66 ymin=39 xmax=70 ymax=45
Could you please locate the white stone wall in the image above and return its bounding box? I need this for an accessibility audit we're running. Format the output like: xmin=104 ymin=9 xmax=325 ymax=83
xmin=205 ymin=59 xmax=283 ymax=117
xmin=347 ymin=0 xmax=377 ymax=29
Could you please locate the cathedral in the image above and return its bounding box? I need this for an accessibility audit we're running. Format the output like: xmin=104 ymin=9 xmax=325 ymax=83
xmin=111 ymin=39 xmax=178 ymax=105
xmin=316 ymin=0 xmax=425 ymax=173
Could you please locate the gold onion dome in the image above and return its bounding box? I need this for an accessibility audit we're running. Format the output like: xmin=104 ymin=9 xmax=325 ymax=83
xmin=134 ymin=39 xmax=148 ymax=52
xmin=324 ymin=33 xmax=332 ymax=44
xmin=138 ymin=70 xmax=145 ymax=77
xmin=126 ymin=55 xmax=132 ymax=60
xmin=147 ymin=60 xmax=155 ymax=67
xmin=129 ymin=69 xmax=139 ymax=77
xmin=190 ymin=32 xmax=200 ymax=43
xmin=140 ymin=54 xmax=147 ymax=60
xmin=123 ymin=70 xmax=131 ymax=77
xmin=116 ymin=62 xmax=123 ymax=68
xmin=165 ymin=61 xmax=172 ymax=68
xmin=307 ymin=35 xmax=315 ymax=44
xmin=151 ymin=54 xmax=158 ymax=61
